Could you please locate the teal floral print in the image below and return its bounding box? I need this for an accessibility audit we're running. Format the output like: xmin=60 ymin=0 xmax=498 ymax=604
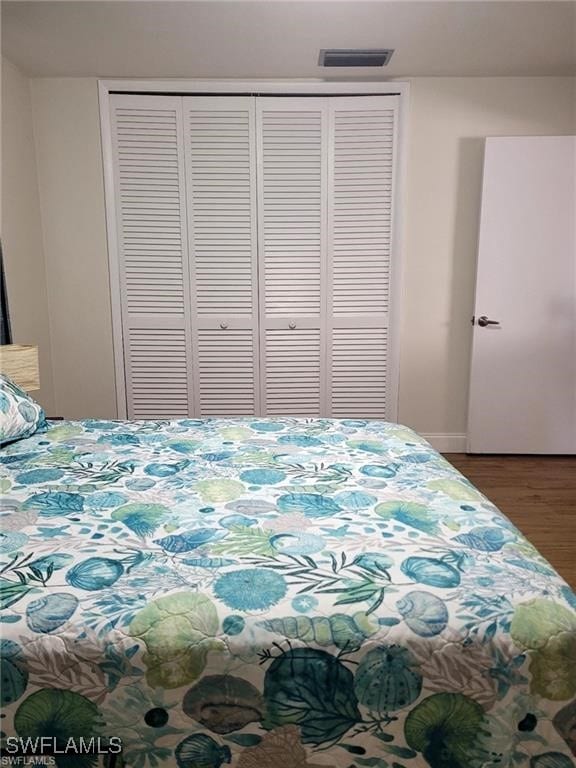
xmin=0 ymin=416 xmax=574 ymax=768
xmin=0 ymin=375 xmax=46 ymax=446
xmin=292 ymin=595 xmax=318 ymax=613
xmin=214 ymin=568 xmax=287 ymax=610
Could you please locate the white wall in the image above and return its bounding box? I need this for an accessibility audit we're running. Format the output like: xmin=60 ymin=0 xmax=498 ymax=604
xmin=30 ymin=78 xmax=115 ymax=419
xmin=20 ymin=74 xmax=576 ymax=439
xmin=400 ymin=77 xmax=576 ymax=443
xmin=1 ymin=58 xmax=55 ymax=413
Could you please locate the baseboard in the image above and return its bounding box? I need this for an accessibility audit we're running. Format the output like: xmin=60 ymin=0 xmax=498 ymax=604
xmin=421 ymin=433 xmax=467 ymax=453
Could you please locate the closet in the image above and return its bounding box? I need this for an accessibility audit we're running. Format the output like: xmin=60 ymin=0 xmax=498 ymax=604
xmin=108 ymin=93 xmax=400 ymax=420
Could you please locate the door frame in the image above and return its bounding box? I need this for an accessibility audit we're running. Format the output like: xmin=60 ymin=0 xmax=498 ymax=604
xmin=98 ymin=79 xmax=410 ymax=420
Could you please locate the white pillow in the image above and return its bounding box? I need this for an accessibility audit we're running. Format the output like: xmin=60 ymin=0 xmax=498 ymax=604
xmin=0 ymin=374 xmax=47 ymax=446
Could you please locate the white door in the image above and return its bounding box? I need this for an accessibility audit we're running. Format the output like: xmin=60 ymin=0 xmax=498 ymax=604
xmin=256 ymin=98 xmax=328 ymax=416
xmin=326 ymin=96 xmax=399 ymax=418
xmin=110 ymin=94 xmax=194 ymax=419
xmin=183 ymin=97 xmax=260 ymax=417
xmin=256 ymin=96 xmax=400 ymax=418
xmin=468 ymin=136 xmax=576 ymax=454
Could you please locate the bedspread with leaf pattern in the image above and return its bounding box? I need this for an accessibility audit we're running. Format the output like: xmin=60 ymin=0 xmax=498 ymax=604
xmin=1 ymin=417 xmax=575 ymax=768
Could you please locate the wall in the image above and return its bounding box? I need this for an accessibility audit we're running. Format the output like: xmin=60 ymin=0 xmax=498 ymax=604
xmin=23 ymin=75 xmax=576 ymax=440
xmin=30 ymin=78 xmax=115 ymax=419
xmin=400 ymin=77 xmax=576 ymax=447
xmin=1 ymin=58 xmax=55 ymax=413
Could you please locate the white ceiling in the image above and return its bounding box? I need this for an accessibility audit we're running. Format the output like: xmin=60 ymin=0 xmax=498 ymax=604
xmin=2 ymin=1 xmax=575 ymax=79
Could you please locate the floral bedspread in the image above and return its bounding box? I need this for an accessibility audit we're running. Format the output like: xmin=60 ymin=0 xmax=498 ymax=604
xmin=0 ymin=417 xmax=575 ymax=768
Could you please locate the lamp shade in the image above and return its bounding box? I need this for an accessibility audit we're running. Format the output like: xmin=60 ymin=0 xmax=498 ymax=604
xmin=0 ymin=345 xmax=40 ymax=391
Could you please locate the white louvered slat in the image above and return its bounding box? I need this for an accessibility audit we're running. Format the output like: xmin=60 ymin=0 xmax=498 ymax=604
xmin=264 ymin=329 xmax=321 ymax=415
xmin=331 ymin=105 xmax=394 ymax=317
xmin=111 ymin=95 xmax=193 ymax=419
xmin=127 ymin=328 xmax=190 ymax=419
xmin=257 ymin=103 xmax=326 ymax=317
xmin=197 ymin=329 xmax=257 ymax=416
xmin=184 ymin=100 xmax=257 ymax=317
xmin=115 ymin=105 xmax=186 ymax=316
xmin=183 ymin=97 xmax=260 ymax=416
xmin=327 ymin=96 xmax=399 ymax=419
xmin=331 ymin=328 xmax=388 ymax=418
xmin=257 ymin=99 xmax=327 ymax=415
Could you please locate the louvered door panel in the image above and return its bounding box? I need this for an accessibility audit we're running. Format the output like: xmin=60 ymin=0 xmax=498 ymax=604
xmin=197 ymin=329 xmax=256 ymax=415
xmin=327 ymin=96 xmax=399 ymax=419
xmin=258 ymin=106 xmax=324 ymax=316
xmin=127 ymin=328 xmax=189 ymax=418
xmin=332 ymin=328 xmax=388 ymax=417
xmin=110 ymin=95 xmax=193 ymax=419
xmin=183 ymin=97 xmax=260 ymax=416
xmin=331 ymin=105 xmax=393 ymax=316
xmin=264 ymin=329 xmax=321 ymax=415
xmin=257 ymin=99 xmax=327 ymax=415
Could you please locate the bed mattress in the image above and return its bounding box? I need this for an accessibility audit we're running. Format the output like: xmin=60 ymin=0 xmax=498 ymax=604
xmin=1 ymin=417 xmax=575 ymax=768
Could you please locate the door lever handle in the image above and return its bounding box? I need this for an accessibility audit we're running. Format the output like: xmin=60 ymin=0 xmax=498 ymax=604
xmin=477 ymin=316 xmax=500 ymax=327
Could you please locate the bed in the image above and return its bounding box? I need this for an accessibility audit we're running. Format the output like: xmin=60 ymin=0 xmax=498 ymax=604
xmin=1 ymin=414 xmax=575 ymax=768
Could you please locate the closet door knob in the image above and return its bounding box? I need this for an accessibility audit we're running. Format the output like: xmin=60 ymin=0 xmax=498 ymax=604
xmin=289 ymin=322 xmax=296 ymax=330
xmin=220 ymin=322 xmax=228 ymax=330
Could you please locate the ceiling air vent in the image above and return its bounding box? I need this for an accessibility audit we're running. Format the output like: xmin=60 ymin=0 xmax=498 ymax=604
xmin=319 ymin=49 xmax=394 ymax=68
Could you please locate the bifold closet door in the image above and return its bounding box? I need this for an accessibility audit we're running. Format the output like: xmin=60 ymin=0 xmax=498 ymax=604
xmin=110 ymin=93 xmax=399 ymax=420
xmin=326 ymin=96 xmax=399 ymax=418
xmin=110 ymin=94 xmax=194 ymax=419
xmin=183 ymin=97 xmax=260 ymax=416
xmin=256 ymin=95 xmax=398 ymax=419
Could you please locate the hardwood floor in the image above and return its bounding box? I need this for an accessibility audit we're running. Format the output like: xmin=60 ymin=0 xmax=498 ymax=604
xmin=444 ymin=454 xmax=576 ymax=588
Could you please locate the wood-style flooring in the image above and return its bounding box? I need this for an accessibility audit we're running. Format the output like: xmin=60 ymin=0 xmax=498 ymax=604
xmin=444 ymin=454 xmax=576 ymax=588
